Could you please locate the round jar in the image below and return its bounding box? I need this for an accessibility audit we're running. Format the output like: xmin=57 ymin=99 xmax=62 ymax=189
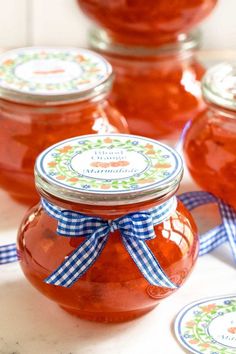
xmin=90 ymin=29 xmax=205 ymax=142
xmin=77 ymin=0 xmax=217 ymax=46
xmin=17 ymin=134 xmax=198 ymax=323
xmin=184 ymin=63 xmax=236 ymax=209
xmin=0 ymin=47 xmax=128 ymax=205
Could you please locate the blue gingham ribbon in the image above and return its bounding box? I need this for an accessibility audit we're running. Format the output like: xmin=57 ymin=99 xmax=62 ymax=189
xmin=179 ymin=191 xmax=236 ymax=260
xmin=41 ymin=197 xmax=178 ymax=288
xmin=2 ymin=191 xmax=236 ymax=278
xmin=0 ymin=243 xmax=18 ymax=264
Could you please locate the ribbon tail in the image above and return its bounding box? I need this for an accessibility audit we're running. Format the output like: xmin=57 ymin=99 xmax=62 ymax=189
xmin=122 ymin=237 xmax=177 ymax=289
xmin=219 ymin=202 xmax=236 ymax=263
xmin=178 ymin=191 xmax=217 ymax=210
xmin=199 ymin=224 xmax=227 ymax=256
xmin=0 ymin=243 xmax=18 ymax=264
xmin=45 ymin=233 xmax=108 ymax=287
xmin=227 ymin=229 xmax=236 ymax=263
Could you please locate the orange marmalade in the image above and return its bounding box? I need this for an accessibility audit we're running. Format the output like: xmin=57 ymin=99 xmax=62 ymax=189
xmin=90 ymin=30 xmax=205 ymax=142
xmin=17 ymin=134 xmax=198 ymax=323
xmin=78 ymin=0 xmax=217 ymax=46
xmin=0 ymin=47 xmax=128 ymax=205
xmin=184 ymin=63 xmax=236 ymax=209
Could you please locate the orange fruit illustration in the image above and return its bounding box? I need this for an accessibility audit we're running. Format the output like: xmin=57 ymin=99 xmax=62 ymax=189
xmin=68 ymin=177 xmax=79 ymax=182
xmin=56 ymin=175 xmax=66 ymax=180
xmin=104 ymin=137 xmax=113 ymax=144
xmin=58 ymin=145 xmax=72 ymax=153
xmin=154 ymin=162 xmax=172 ymax=169
xmin=228 ymin=327 xmax=236 ymax=334
xmin=100 ymin=184 xmax=111 ymax=189
xmin=47 ymin=161 xmax=57 ymax=167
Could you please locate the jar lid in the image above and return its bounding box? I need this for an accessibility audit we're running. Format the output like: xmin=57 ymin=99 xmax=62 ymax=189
xmin=35 ymin=134 xmax=183 ymax=205
xmin=202 ymin=63 xmax=236 ymax=111
xmin=89 ymin=28 xmax=201 ymax=58
xmin=0 ymin=47 xmax=112 ymax=105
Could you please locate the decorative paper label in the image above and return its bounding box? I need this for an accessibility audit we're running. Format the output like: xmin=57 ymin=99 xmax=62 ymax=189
xmin=36 ymin=134 xmax=182 ymax=194
xmin=175 ymin=295 xmax=236 ymax=354
xmin=70 ymin=148 xmax=149 ymax=180
xmin=15 ymin=59 xmax=82 ymax=85
xmin=208 ymin=312 xmax=236 ymax=348
xmin=0 ymin=47 xmax=111 ymax=95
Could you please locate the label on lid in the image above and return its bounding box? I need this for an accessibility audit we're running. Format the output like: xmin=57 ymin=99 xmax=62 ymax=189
xmin=202 ymin=63 xmax=236 ymax=110
xmin=0 ymin=47 xmax=111 ymax=96
xmin=36 ymin=134 xmax=182 ymax=195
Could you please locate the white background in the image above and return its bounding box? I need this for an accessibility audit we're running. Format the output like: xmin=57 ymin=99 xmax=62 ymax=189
xmin=0 ymin=0 xmax=235 ymax=49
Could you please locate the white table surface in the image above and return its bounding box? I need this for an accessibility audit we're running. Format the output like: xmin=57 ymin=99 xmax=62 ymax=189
xmin=0 ymin=164 xmax=236 ymax=354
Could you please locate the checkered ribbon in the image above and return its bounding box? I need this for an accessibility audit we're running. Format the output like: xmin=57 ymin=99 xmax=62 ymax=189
xmin=0 ymin=243 xmax=18 ymax=264
xmin=41 ymin=197 xmax=178 ymax=288
xmin=179 ymin=191 xmax=236 ymax=261
xmin=2 ymin=191 xmax=235 ymax=276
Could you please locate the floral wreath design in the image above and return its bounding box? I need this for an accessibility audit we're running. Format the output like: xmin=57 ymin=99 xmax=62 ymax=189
xmin=44 ymin=137 xmax=176 ymax=192
xmin=0 ymin=49 xmax=109 ymax=93
xmin=179 ymin=298 xmax=236 ymax=354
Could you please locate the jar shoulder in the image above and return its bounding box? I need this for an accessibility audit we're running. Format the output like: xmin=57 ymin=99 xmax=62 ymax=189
xmin=184 ymin=107 xmax=236 ymax=143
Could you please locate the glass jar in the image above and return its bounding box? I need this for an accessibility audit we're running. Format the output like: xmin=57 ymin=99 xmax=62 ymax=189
xmin=184 ymin=63 xmax=236 ymax=210
xmin=90 ymin=29 xmax=205 ymax=142
xmin=0 ymin=47 xmax=128 ymax=205
xmin=77 ymin=0 xmax=217 ymax=46
xmin=17 ymin=134 xmax=198 ymax=323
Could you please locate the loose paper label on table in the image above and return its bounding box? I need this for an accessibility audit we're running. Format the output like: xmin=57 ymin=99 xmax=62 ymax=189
xmin=175 ymin=295 xmax=236 ymax=354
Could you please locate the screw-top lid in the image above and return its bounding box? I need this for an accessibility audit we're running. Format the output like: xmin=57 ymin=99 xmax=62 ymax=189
xmin=35 ymin=134 xmax=183 ymax=205
xmin=0 ymin=47 xmax=112 ymax=105
xmin=202 ymin=63 xmax=236 ymax=111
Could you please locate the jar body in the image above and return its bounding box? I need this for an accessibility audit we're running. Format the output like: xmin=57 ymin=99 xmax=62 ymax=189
xmin=0 ymin=99 xmax=128 ymax=204
xmin=184 ymin=107 xmax=236 ymax=209
xmin=78 ymin=0 xmax=217 ymax=45
xmin=17 ymin=199 xmax=198 ymax=323
xmin=104 ymin=53 xmax=205 ymax=142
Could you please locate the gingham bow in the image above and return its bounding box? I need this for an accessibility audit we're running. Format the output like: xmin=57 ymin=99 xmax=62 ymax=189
xmin=2 ymin=192 xmax=236 ymax=272
xmin=42 ymin=198 xmax=177 ymax=289
xmin=179 ymin=191 xmax=236 ymax=261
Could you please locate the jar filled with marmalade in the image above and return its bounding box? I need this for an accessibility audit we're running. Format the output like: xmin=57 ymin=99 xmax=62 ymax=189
xmin=17 ymin=134 xmax=198 ymax=323
xmin=90 ymin=29 xmax=205 ymax=142
xmin=0 ymin=47 xmax=128 ymax=205
xmin=184 ymin=63 xmax=236 ymax=210
xmin=77 ymin=0 xmax=217 ymax=46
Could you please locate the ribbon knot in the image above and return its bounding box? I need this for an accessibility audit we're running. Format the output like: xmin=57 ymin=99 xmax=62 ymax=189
xmin=107 ymin=219 xmax=117 ymax=233
xmin=41 ymin=198 xmax=177 ymax=289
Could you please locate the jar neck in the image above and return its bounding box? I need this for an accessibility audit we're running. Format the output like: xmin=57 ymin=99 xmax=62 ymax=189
xmin=39 ymin=188 xmax=178 ymax=219
xmin=90 ymin=28 xmax=201 ymax=63
xmin=206 ymin=100 xmax=236 ymax=120
xmin=100 ymin=52 xmax=196 ymax=74
xmin=0 ymin=93 xmax=109 ymax=122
